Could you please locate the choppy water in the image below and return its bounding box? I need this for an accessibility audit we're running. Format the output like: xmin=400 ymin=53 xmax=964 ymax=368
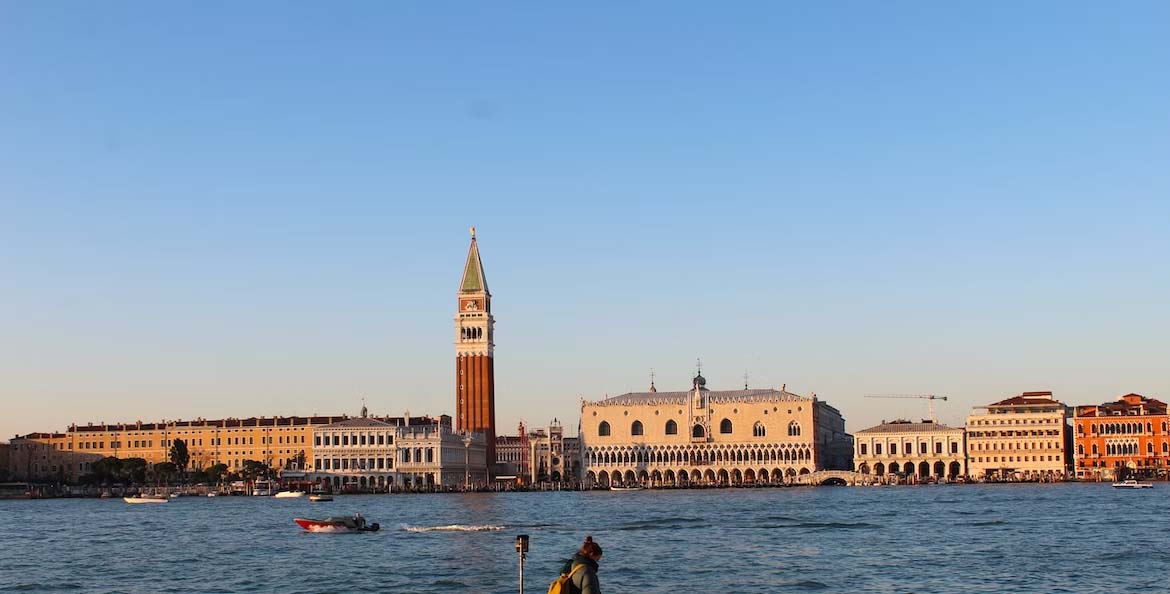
xmin=1 ymin=484 xmax=1167 ymax=593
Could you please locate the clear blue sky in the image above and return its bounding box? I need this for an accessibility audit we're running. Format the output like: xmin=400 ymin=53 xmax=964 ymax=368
xmin=3 ymin=3 xmax=1169 ymax=441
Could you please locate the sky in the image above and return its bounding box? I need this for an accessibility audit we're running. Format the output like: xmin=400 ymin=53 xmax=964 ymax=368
xmin=2 ymin=3 xmax=1169 ymax=441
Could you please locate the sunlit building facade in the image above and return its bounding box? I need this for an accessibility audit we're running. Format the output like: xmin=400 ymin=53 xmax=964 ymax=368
xmin=7 ymin=416 xmax=336 ymax=483
xmin=966 ymin=391 xmax=1070 ymax=481
xmin=580 ymin=372 xmax=852 ymax=487
xmin=1074 ymin=393 xmax=1170 ymax=480
xmin=853 ymin=420 xmax=966 ymax=481
xmin=308 ymin=410 xmax=488 ymax=490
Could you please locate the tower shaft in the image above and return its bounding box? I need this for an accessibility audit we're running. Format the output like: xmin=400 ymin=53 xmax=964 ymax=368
xmin=455 ymin=228 xmax=496 ymax=469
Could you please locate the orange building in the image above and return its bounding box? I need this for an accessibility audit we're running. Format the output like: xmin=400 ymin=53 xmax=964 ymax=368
xmin=1074 ymin=393 xmax=1170 ymax=480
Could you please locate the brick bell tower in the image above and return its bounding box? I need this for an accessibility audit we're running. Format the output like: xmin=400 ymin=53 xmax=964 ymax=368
xmin=455 ymin=226 xmax=496 ymax=471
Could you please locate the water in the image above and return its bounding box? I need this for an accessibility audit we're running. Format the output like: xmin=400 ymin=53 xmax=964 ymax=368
xmin=1 ymin=484 xmax=1167 ymax=593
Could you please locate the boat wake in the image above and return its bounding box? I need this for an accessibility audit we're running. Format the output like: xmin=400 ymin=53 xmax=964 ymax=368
xmin=305 ymin=525 xmax=353 ymax=533
xmin=400 ymin=524 xmax=504 ymax=533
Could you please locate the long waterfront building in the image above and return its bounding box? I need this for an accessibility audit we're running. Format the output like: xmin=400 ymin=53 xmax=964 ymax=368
xmin=7 ymin=415 xmax=338 ymax=483
xmin=6 ymin=410 xmax=462 ymax=485
xmin=579 ymin=371 xmax=853 ymax=487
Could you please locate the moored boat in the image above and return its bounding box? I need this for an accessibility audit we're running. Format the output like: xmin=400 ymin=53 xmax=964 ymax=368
xmin=124 ymin=495 xmax=169 ymax=504
xmin=1112 ymin=479 xmax=1153 ymax=489
xmin=294 ymin=516 xmax=379 ymax=532
xmin=309 ymin=494 xmax=333 ymax=502
xmin=609 ymin=485 xmax=643 ymax=492
xmin=274 ymin=491 xmax=305 ymax=498
xmin=252 ymin=480 xmax=276 ymax=496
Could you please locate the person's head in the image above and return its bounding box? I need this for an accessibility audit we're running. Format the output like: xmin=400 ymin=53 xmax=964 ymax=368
xmin=579 ymin=535 xmax=603 ymax=561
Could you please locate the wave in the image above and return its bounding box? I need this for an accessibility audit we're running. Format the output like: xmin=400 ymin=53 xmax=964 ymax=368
xmin=614 ymin=517 xmax=711 ymax=531
xmin=400 ymin=524 xmax=504 ymax=533
xmin=960 ymin=520 xmax=1005 ymax=527
xmin=1098 ymin=549 xmax=1170 ymax=562
xmin=793 ymin=521 xmax=878 ymax=530
xmin=761 ymin=515 xmax=800 ymax=522
xmin=790 ymin=580 xmax=828 ymax=589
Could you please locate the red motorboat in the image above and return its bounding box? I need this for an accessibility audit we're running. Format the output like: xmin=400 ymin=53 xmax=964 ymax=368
xmin=294 ymin=516 xmax=380 ymax=532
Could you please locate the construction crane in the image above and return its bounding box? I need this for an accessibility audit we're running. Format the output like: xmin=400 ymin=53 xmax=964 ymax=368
xmin=864 ymin=394 xmax=948 ymax=423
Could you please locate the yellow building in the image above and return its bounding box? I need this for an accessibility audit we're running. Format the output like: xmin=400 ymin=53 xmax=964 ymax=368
xmin=580 ymin=372 xmax=852 ymax=487
xmin=10 ymin=415 xmax=349 ymax=483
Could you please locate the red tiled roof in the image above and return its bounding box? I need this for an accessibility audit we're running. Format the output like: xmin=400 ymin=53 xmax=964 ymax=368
xmin=989 ymin=394 xmax=1061 ymax=407
xmin=1076 ymin=394 xmax=1168 ymax=416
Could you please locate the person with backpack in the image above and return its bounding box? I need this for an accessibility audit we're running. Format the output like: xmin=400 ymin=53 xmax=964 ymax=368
xmin=549 ymin=536 xmax=603 ymax=594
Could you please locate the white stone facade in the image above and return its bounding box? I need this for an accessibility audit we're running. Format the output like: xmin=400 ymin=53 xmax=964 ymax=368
xmin=580 ymin=374 xmax=852 ymax=487
xmin=396 ymin=423 xmax=488 ymax=489
xmin=308 ymin=412 xmax=487 ymax=490
xmin=853 ymin=420 xmax=966 ymax=481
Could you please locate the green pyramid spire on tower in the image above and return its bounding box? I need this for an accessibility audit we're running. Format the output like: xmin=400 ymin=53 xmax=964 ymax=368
xmin=460 ymin=226 xmax=489 ymax=294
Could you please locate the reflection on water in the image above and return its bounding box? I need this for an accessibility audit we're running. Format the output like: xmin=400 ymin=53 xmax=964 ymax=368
xmin=1 ymin=484 xmax=1166 ymax=594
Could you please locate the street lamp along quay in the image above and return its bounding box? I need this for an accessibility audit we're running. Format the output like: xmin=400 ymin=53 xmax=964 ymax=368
xmin=462 ymin=432 xmax=474 ymax=491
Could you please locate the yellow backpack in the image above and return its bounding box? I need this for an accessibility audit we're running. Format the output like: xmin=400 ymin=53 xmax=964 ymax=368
xmin=547 ymin=563 xmax=587 ymax=594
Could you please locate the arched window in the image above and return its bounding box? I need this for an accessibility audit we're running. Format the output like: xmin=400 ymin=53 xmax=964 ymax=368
xmin=665 ymin=420 xmax=678 ymax=435
xmin=1077 ymin=444 xmax=1084 ymax=455
xmin=692 ymin=424 xmax=705 ymax=439
xmin=753 ymin=422 xmax=766 ymax=437
xmin=788 ymin=421 xmax=801 ymax=437
xmin=598 ymin=421 xmax=611 ymax=437
xmin=720 ymin=419 xmax=733 ymax=434
xmin=631 ymin=420 xmax=644 ymax=436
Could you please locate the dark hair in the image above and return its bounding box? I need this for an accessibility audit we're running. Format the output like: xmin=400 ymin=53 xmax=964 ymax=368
xmin=580 ymin=535 xmax=602 ymax=557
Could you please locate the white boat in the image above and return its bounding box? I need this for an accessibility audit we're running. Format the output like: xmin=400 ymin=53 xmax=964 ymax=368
xmin=124 ymin=496 xmax=169 ymax=504
xmin=206 ymin=492 xmax=218 ymax=498
xmin=252 ymin=480 xmax=276 ymax=497
xmin=274 ymin=491 xmax=305 ymax=498
xmin=309 ymin=494 xmax=333 ymax=502
xmin=1112 ymin=479 xmax=1153 ymax=489
xmin=609 ymin=485 xmax=643 ymax=492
